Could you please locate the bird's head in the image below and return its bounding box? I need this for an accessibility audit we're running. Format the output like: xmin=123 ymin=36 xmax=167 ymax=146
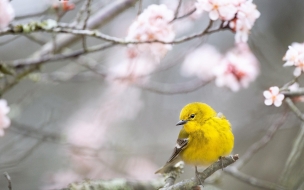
xmin=176 ymin=102 xmax=217 ymax=131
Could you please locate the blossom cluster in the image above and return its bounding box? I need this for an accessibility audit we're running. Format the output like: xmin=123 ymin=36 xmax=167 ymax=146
xmin=0 ymin=0 xmax=14 ymax=29
xmin=195 ymin=0 xmax=260 ymax=43
xmin=283 ymin=42 xmax=304 ymax=77
xmin=181 ymin=43 xmax=259 ymax=91
xmin=263 ymin=41 xmax=304 ymax=107
xmin=126 ymin=4 xmax=175 ymax=63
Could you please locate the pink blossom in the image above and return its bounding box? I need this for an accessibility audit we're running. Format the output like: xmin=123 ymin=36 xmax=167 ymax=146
xmin=124 ymin=157 xmax=159 ymax=180
xmin=48 ymin=0 xmax=75 ymax=11
xmin=231 ymin=0 xmax=260 ymax=43
xmin=0 ymin=99 xmax=10 ymax=136
xmin=282 ymin=42 xmax=304 ymax=77
xmin=195 ymin=0 xmax=238 ymax=21
xmin=214 ymin=43 xmax=259 ymax=91
xmin=0 ymin=0 xmax=14 ymax=29
xmin=263 ymin=86 xmax=285 ymax=107
xmin=288 ymin=82 xmax=299 ymax=92
xmin=126 ymin=4 xmax=175 ymax=62
xmin=181 ymin=44 xmax=222 ymax=81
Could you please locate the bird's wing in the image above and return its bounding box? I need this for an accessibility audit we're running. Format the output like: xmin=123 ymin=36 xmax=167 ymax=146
xmin=166 ymin=137 xmax=188 ymax=163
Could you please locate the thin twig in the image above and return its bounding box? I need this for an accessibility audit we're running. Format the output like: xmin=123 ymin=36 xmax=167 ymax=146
xmin=0 ymin=19 xmax=223 ymax=47
xmin=136 ymin=78 xmax=212 ymax=95
xmin=224 ymin=167 xmax=286 ymax=190
xmin=172 ymin=8 xmax=196 ymax=21
xmin=173 ymin=0 xmax=182 ymax=20
xmin=10 ymin=43 xmax=114 ymax=67
xmin=279 ymin=122 xmax=304 ymax=187
xmin=0 ymin=36 xmax=20 ymax=46
xmin=3 ymin=172 xmax=12 ymax=190
xmin=23 ymin=34 xmax=46 ymax=45
xmin=282 ymin=88 xmax=304 ymax=96
xmin=285 ymin=97 xmax=304 ymax=121
xmin=82 ymin=0 xmax=92 ymax=51
xmin=233 ymin=111 xmax=288 ymax=169
xmin=137 ymin=0 xmax=142 ymax=15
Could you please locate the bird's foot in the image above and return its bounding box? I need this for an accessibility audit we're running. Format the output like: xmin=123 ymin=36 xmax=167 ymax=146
xmin=195 ymin=166 xmax=204 ymax=185
xmin=219 ymin=156 xmax=224 ymax=171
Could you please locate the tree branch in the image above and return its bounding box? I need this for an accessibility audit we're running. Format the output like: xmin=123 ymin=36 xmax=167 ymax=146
xmin=233 ymin=111 xmax=288 ymax=169
xmin=60 ymin=179 xmax=164 ymax=190
xmin=224 ymin=167 xmax=286 ymax=190
xmin=159 ymin=155 xmax=238 ymax=190
xmin=285 ymin=97 xmax=304 ymax=121
xmin=136 ymin=79 xmax=211 ymax=95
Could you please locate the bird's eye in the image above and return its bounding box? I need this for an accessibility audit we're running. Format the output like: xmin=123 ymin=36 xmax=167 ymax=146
xmin=190 ymin=114 xmax=195 ymax=118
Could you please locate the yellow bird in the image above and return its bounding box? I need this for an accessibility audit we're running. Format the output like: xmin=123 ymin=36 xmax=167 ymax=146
xmin=155 ymin=102 xmax=234 ymax=180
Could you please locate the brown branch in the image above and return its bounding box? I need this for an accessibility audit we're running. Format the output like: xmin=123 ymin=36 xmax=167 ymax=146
xmin=60 ymin=179 xmax=164 ymax=190
xmin=173 ymin=8 xmax=197 ymax=21
xmin=159 ymin=155 xmax=238 ymax=190
xmin=0 ymin=18 xmax=224 ymax=47
xmin=81 ymin=0 xmax=92 ymax=50
xmin=173 ymin=0 xmax=182 ymax=20
xmin=11 ymin=43 xmax=114 ymax=67
xmin=279 ymin=122 xmax=304 ymax=187
xmin=285 ymin=97 xmax=304 ymax=121
xmin=282 ymin=88 xmax=304 ymax=96
xmin=0 ymin=0 xmax=139 ymax=96
xmin=233 ymin=111 xmax=288 ymax=169
xmin=224 ymin=167 xmax=286 ymax=190
xmin=136 ymin=79 xmax=212 ymax=95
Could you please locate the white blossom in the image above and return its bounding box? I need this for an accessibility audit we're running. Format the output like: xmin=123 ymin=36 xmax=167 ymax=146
xmin=214 ymin=43 xmax=259 ymax=91
xmin=0 ymin=0 xmax=14 ymax=29
xmin=181 ymin=44 xmax=222 ymax=81
xmin=263 ymin=86 xmax=285 ymax=107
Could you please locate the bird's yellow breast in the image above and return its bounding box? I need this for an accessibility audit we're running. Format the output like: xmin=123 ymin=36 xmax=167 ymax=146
xmin=180 ymin=117 xmax=234 ymax=166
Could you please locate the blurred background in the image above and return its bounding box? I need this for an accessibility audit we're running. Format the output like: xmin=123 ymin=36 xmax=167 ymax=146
xmin=0 ymin=0 xmax=304 ymax=189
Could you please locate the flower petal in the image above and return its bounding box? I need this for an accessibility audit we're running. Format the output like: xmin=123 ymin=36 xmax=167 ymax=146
xmin=209 ymin=10 xmax=219 ymax=20
xmin=274 ymin=100 xmax=283 ymax=107
xmin=264 ymin=99 xmax=273 ymax=106
xmin=276 ymin=94 xmax=285 ymax=101
xmin=294 ymin=67 xmax=302 ymax=77
xmin=283 ymin=61 xmax=295 ymax=67
xmin=263 ymin=91 xmax=272 ymax=98
xmin=270 ymin=86 xmax=279 ymax=95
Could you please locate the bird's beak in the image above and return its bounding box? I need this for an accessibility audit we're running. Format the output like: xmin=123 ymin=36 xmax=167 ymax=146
xmin=176 ymin=120 xmax=187 ymax=126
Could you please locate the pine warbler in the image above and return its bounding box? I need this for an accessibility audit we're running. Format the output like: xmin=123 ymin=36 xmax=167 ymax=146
xmin=155 ymin=102 xmax=234 ymax=181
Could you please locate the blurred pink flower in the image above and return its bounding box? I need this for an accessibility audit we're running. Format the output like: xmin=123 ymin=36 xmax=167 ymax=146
xmin=287 ymin=83 xmax=304 ymax=102
xmin=229 ymin=0 xmax=260 ymax=43
xmin=195 ymin=0 xmax=238 ymax=21
xmin=0 ymin=99 xmax=10 ymax=136
xmin=48 ymin=0 xmax=75 ymax=11
xmin=263 ymin=86 xmax=285 ymax=107
xmin=124 ymin=157 xmax=159 ymax=180
xmin=66 ymin=121 xmax=106 ymax=149
xmin=214 ymin=43 xmax=259 ymax=91
xmin=288 ymin=82 xmax=300 ymax=92
xmin=181 ymin=44 xmax=222 ymax=81
xmin=126 ymin=4 xmax=175 ymax=62
xmin=0 ymin=0 xmax=14 ymax=29
xmin=283 ymin=42 xmax=304 ymax=77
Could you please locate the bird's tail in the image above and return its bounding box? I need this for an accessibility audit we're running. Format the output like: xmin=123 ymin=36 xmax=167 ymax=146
xmin=155 ymin=158 xmax=183 ymax=174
